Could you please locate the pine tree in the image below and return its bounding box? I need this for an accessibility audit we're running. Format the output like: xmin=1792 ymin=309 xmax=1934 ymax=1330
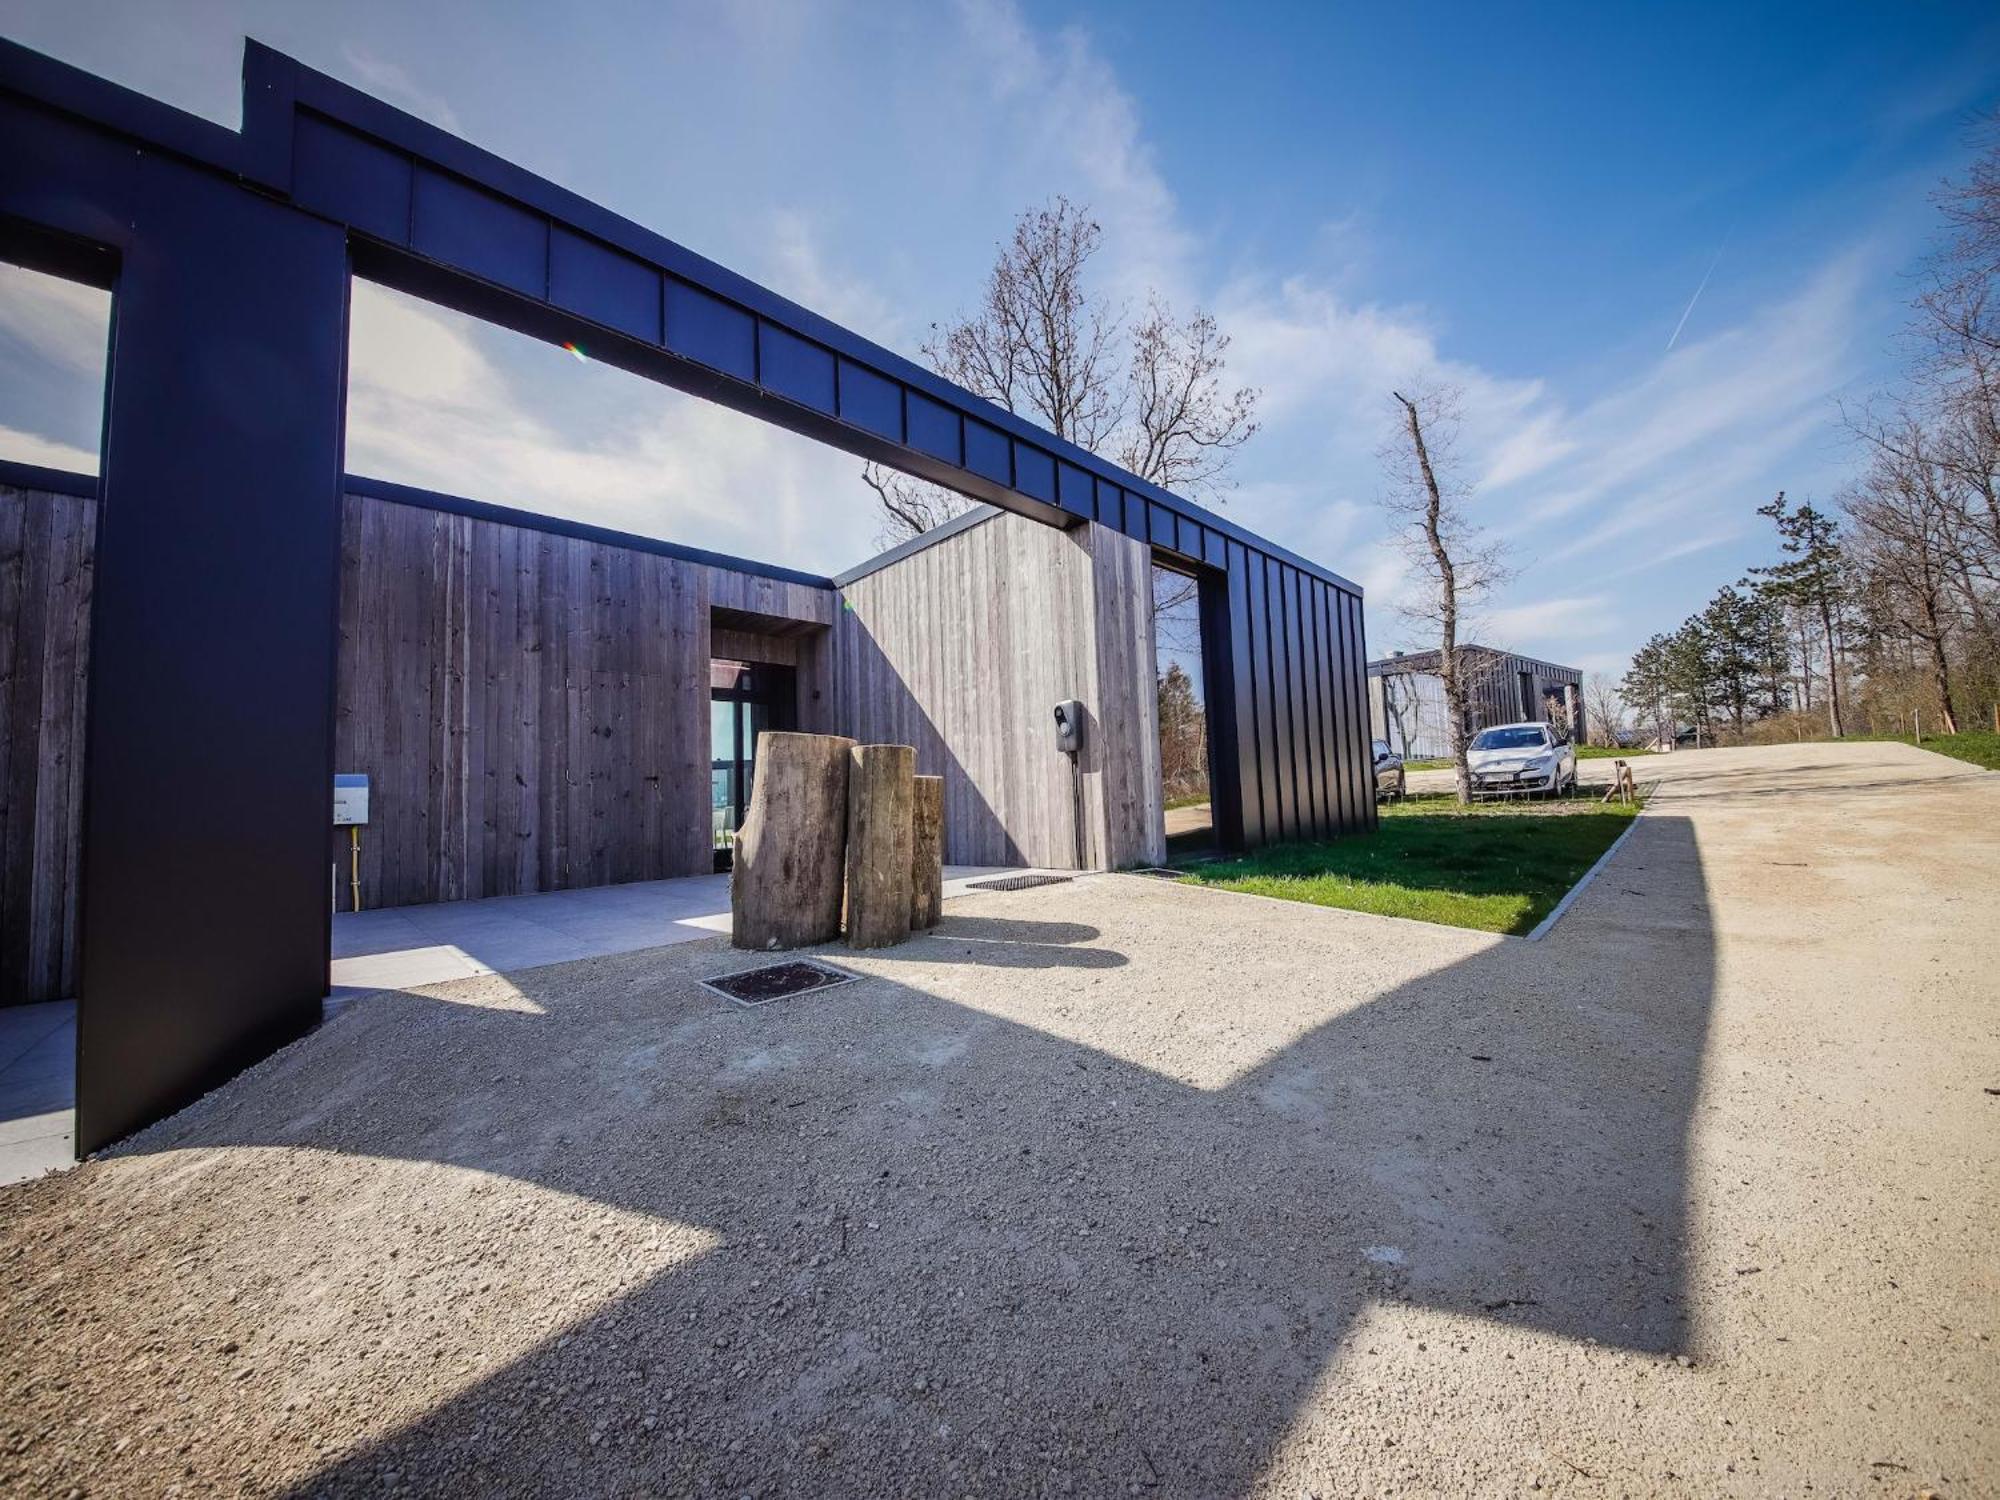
xmin=1751 ymin=492 xmax=1848 ymax=736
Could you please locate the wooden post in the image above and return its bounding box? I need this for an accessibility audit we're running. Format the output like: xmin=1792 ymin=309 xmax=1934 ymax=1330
xmin=845 ymin=744 xmax=915 ymax=949
xmin=730 ymin=732 xmax=856 ymax=950
xmin=910 ymin=774 xmax=944 ymax=930
xmin=1601 ymin=759 xmax=1636 ymax=805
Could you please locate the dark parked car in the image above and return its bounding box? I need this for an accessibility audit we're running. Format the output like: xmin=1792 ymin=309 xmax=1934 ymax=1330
xmin=1372 ymin=739 xmax=1406 ymax=801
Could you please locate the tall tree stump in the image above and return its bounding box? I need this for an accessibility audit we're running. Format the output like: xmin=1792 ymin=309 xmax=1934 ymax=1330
xmin=844 ymin=744 xmax=915 ymax=950
xmin=731 ymin=732 xmax=856 ymax=950
xmin=910 ymin=774 xmax=945 ymax=930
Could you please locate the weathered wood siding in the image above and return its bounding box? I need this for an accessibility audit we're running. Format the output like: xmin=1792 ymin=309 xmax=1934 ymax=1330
xmin=1086 ymin=523 xmax=1167 ymax=868
xmin=1 ymin=473 xmax=1363 ymax=991
xmin=333 ymin=491 xmax=833 ymax=910
xmin=0 ymin=482 xmax=94 ymax=1006
xmin=829 ymin=512 xmax=1163 ymax=870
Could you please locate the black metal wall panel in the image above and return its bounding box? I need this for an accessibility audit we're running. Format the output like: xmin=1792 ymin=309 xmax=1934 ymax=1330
xmin=1348 ymin=594 xmax=1377 ymax=829
xmin=1323 ymin=583 xmax=1350 ymax=834
xmin=1303 ymin=576 xmax=1330 ymax=838
xmin=1185 ymin=554 xmax=1374 ymax=854
xmin=1336 ymin=593 xmax=1360 ymax=825
xmin=1285 ymin=567 xmax=1314 ymax=837
xmin=1281 ymin=564 xmax=1306 ymax=841
xmin=1223 ymin=543 xmax=1262 ymax=848
xmin=1248 ymin=555 xmax=1283 ymax=841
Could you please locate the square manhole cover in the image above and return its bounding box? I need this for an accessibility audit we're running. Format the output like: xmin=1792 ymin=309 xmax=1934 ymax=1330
xmin=700 ymin=959 xmax=858 ymax=1009
xmin=966 ymin=874 xmax=1075 ymax=892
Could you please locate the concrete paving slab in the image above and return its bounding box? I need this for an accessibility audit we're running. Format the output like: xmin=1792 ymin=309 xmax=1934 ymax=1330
xmin=326 ymin=866 xmax=1051 ymax=996
xmin=0 ymin=1128 xmax=73 ymax=1186
xmin=0 ymin=1002 xmax=73 ymax=1186
xmin=0 ymin=1000 xmax=71 ymax=1072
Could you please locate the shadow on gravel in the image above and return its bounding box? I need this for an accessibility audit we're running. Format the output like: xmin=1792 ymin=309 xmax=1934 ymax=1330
xmin=855 ymin=914 xmax=1129 ymax=971
xmin=113 ymin=818 xmax=1715 ymax=1496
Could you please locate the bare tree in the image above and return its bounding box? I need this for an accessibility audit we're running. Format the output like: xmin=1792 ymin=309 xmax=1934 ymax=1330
xmin=1382 ymin=387 xmax=1509 ymax=803
xmin=1847 ymin=418 xmax=1968 ymax=732
xmin=1583 ymin=673 xmax=1626 ymax=747
xmin=862 ymin=196 xmax=1259 ymax=590
xmin=1119 ymin=298 xmax=1261 ymax=496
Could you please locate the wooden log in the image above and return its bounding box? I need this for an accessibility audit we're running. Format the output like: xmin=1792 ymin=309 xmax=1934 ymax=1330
xmin=844 ymin=743 xmax=915 ymax=949
xmin=910 ymin=774 xmax=944 ymax=930
xmin=730 ymin=731 xmax=856 ymax=950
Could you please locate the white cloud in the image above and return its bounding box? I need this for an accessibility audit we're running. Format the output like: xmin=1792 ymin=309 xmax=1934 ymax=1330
xmin=338 ymin=44 xmax=463 ymax=133
xmin=344 ymin=283 xmax=869 ymax=574
xmin=763 ymin=210 xmax=908 ymax=345
xmin=0 ymin=423 xmax=97 ymax=474
xmin=0 ymin=263 xmax=110 ymax=377
xmin=953 ymin=0 xmax=1196 ymax=305
xmin=1568 ymin=650 xmax=1635 ymax=678
xmin=1484 ymin=594 xmax=1612 ymax=642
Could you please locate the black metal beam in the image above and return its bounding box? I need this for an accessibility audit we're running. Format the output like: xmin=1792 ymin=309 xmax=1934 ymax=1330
xmin=0 ymin=36 xmax=1358 ymax=592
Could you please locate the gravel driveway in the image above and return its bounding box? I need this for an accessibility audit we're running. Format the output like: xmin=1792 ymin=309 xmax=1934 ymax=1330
xmin=2 ymin=741 xmax=1994 ymax=1496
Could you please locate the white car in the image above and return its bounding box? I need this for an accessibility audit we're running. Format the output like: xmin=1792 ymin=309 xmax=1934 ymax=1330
xmin=1465 ymin=722 xmax=1576 ymax=798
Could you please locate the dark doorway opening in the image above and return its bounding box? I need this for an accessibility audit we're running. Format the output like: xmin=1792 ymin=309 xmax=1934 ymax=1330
xmin=709 ymin=659 xmax=795 ymax=870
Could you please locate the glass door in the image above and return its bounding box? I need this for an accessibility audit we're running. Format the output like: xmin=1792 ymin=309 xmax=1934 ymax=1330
xmin=710 ymin=660 xmax=793 ymax=869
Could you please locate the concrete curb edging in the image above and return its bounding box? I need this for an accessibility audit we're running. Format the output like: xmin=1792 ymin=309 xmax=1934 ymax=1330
xmin=1523 ymin=782 xmax=1659 ymax=943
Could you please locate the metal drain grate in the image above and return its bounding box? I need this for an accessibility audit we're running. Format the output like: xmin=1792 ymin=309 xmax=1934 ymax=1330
xmin=700 ymin=959 xmax=858 ymax=1009
xmin=966 ymin=873 xmax=1075 ymax=893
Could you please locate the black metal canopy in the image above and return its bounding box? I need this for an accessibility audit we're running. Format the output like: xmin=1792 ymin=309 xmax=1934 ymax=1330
xmin=3 ymin=36 xmax=1356 ymax=590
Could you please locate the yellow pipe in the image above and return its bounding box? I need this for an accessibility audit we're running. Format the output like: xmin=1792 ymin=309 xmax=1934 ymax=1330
xmin=349 ymin=825 xmax=362 ymax=913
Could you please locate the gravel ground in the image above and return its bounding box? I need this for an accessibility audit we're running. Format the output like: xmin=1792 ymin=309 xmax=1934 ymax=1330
xmin=2 ymin=741 xmax=1995 ymax=1497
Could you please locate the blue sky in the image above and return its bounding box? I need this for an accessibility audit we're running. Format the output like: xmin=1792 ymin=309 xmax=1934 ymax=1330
xmin=2 ymin=0 xmax=1996 ymax=681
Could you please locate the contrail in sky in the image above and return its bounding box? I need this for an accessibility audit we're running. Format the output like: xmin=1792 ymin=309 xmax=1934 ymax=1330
xmin=1665 ymin=235 xmax=1730 ymax=353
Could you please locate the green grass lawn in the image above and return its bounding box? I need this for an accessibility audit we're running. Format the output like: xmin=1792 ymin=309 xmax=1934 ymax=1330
xmin=1175 ymin=791 xmax=1643 ymax=935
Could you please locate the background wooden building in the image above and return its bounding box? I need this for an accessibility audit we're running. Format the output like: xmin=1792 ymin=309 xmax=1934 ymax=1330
xmin=1367 ymin=645 xmax=1584 ymax=760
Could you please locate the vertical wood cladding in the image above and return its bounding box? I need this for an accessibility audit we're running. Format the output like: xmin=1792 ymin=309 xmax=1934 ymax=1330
xmin=1085 ymin=522 xmax=1167 ymax=869
xmin=829 ymin=512 xmax=1165 ymax=870
xmin=0 ymin=483 xmax=93 ymax=1006
xmin=3 ymin=477 xmax=1369 ymax=989
xmin=333 ymin=491 xmax=832 ymax=909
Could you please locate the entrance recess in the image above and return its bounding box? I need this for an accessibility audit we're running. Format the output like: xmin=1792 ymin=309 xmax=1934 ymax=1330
xmin=709 ymin=659 xmax=794 ymax=868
